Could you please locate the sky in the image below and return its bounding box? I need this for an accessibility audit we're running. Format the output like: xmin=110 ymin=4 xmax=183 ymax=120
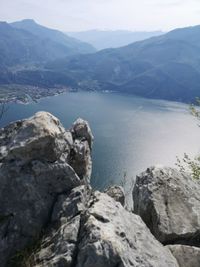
xmin=0 ymin=0 xmax=200 ymax=32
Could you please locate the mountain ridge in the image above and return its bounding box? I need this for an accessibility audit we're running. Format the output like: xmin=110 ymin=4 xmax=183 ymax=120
xmin=0 ymin=19 xmax=95 ymax=69
xmin=49 ymin=24 xmax=200 ymax=102
xmin=1 ymin=22 xmax=200 ymax=102
xmin=67 ymin=29 xmax=164 ymax=50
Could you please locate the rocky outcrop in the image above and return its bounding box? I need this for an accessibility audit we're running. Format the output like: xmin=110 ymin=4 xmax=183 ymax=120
xmin=0 ymin=112 xmax=93 ymax=266
xmin=69 ymin=118 xmax=93 ymax=181
xmin=32 ymin=185 xmax=91 ymax=267
xmin=133 ymin=166 xmax=200 ymax=246
xmin=31 ymin=188 xmax=178 ymax=267
xmin=74 ymin=191 xmax=178 ymax=267
xmin=168 ymin=245 xmax=200 ymax=267
xmin=133 ymin=166 xmax=200 ymax=266
xmin=2 ymin=112 xmax=200 ymax=267
xmin=104 ymin=185 xmax=125 ymax=206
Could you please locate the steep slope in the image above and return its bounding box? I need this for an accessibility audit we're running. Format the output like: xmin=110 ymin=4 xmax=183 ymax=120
xmin=0 ymin=21 xmax=50 ymax=68
xmin=0 ymin=20 xmax=96 ymax=88
xmin=48 ymin=25 xmax=200 ymax=102
xmin=0 ymin=20 xmax=95 ymax=68
xmin=2 ymin=22 xmax=200 ymax=102
xmin=11 ymin=19 xmax=95 ymax=55
xmin=67 ymin=29 xmax=164 ymax=50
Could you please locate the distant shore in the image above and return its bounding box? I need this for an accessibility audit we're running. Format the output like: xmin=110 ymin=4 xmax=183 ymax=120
xmin=0 ymin=85 xmax=78 ymax=105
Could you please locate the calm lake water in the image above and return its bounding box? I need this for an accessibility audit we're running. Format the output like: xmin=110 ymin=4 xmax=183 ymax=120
xmin=1 ymin=92 xmax=199 ymax=189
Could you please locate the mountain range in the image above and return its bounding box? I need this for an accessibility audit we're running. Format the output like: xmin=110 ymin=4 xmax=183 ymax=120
xmin=0 ymin=19 xmax=95 ymax=69
xmin=67 ymin=30 xmax=164 ymax=50
xmin=1 ymin=20 xmax=200 ymax=102
xmin=49 ymin=25 xmax=200 ymax=102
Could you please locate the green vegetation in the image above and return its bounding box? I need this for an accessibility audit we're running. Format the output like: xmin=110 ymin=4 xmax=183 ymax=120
xmin=176 ymin=153 xmax=200 ymax=179
xmin=176 ymin=98 xmax=200 ymax=179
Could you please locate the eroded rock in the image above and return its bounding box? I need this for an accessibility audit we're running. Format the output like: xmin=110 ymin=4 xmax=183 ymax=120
xmin=32 ymin=185 xmax=92 ymax=267
xmin=168 ymin=245 xmax=200 ymax=267
xmin=0 ymin=112 xmax=93 ymax=267
xmin=71 ymin=118 xmax=94 ymax=150
xmin=69 ymin=118 xmax=93 ymax=181
xmin=133 ymin=166 xmax=200 ymax=245
xmin=75 ymin=192 xmax=178 ymax=267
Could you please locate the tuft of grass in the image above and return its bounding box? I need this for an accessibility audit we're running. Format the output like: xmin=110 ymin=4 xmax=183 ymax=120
xmin=176 ymin=153 xmax=200 ymax=180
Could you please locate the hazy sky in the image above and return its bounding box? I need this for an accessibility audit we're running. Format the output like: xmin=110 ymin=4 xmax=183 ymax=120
xmin=0 ymin=0 xmax=200 ymax=32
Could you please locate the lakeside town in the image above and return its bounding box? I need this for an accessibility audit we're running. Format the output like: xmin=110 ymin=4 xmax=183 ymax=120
xmin=0 ymin=85 xmax=72 ymax=104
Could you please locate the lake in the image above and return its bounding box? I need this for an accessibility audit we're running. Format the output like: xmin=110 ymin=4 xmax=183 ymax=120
xmin=0 ymin=92 xmax=199 ymax=190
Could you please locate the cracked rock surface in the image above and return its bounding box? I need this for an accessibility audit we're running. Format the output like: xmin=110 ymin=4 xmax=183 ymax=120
xmin=0 ymin=112 xmax=93 ymax=267
xmin=133 ymin=166 xmax=200 ymax=246
xmin=32 ymin=189 xmax=178 ymax=267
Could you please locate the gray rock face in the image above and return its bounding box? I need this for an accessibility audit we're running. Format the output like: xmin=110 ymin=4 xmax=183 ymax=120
xmin=75 ymin=192 xmax=178 ymax=267
xmin=71 ymin=118 xmax=94 ymax=150
xmin=33 ymin=185 xmax=92 ymax=267
xmin=0 ymin=112 xmax=93 ymax=267
xmin=168 ymin=245 xmax=200 ymax=267
xmin=69 ymin=118 xmax=93 ymax=181
xmin=32 ymin=190 xmax=178 ymax=267
xmin=133 ymin=166 xmax=200 ymax=245
xmin=105 ymin=185 xmax=125 ymax=206
xmin=2 ymin=112 xmax=198 ymax=267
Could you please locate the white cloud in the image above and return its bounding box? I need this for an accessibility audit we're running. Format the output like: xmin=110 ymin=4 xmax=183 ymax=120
xmin=0 ymin=0 xmax=200 ymax=31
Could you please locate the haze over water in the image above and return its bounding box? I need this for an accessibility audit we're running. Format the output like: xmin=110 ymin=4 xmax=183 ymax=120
xmin=1 ymin=92 xmax=199 ymax=189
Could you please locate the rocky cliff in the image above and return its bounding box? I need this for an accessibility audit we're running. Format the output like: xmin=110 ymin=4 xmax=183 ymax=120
xmin=0 ymin=112 xmax=199 ymax=267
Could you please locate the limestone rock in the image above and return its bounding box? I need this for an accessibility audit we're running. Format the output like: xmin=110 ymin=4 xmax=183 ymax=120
xmin=0 ymin=112 xmax=69 ymax=163
xmin=168 ymin=245 xmax=200 ymax=267
xmin=32 ymin=185 xmax=92 ymax=267
xmin=0 ymin=112 xmax=93 ymax=267
xmin=133 ymin=166 xmax=200 ymax=245
xmin=105 ymin=185 xmax=125 ymax=206
xmin=71 ymin=118 xmax=94 ymax=150
xmin=69 ymin=118 xmax=93 ymax=181
xmin=27 ymin=190 xmax=178 ymax=267
xmin=69 ymin=139 xmax=92 ymax=181
xmin=0 ymin=112 xmax=192 ymax=267
xmin=75 ymin=192 xmax=178 ymax=267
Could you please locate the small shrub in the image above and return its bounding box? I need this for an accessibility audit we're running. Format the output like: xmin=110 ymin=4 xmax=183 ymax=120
xmin=176 ymin=153 xmax=200 ymax=179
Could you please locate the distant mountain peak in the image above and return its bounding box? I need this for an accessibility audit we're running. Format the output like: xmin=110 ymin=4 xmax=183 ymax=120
xmin=20 ymin=19 xmax=36 ymax=23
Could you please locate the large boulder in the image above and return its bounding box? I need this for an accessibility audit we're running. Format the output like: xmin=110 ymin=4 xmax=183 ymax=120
xmin=0 ymin=111 xmax=70 ymax=163
xmin=168 ymin=245 xmax=200 ymax=267
xmin=133 ymin=166 xmax=200 ymax=245
xmin=31 ymin=190 xmax=178 ymax=267
xmin=75 ymin=192 xmax=178 ymax=267
xmin=0 ymin=112 xmax=93 ymax=267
